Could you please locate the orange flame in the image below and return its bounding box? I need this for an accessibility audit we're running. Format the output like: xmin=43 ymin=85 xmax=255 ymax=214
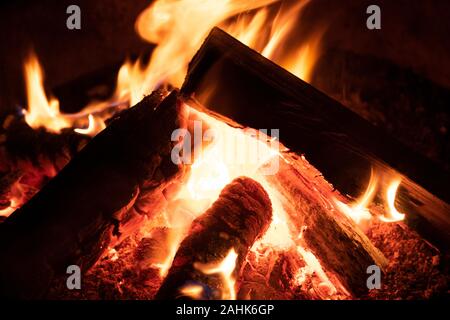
xmin=380 ymin=177 xmax=406 ymax=222
xmin=22 ymin=53 xmax=107 ymax=136
xmin=194 ymin=248 xmax=238 ymax=300
xmin=22 ymin=1 xmax=323 ymax=136
xmin=295 ymin=246 xmax=338 ymax=297
xmin=334 ymin=169 xmax=378 ymax=224
xmin=0 ymin=182 xmax=27 ymax=218
xmin=151 ymin=107 xmax=293 ymax=277
xmin=179 ymin=284 xmax=204 ymax=299
xmin=23 ymin=53 xmax=70 ymax=133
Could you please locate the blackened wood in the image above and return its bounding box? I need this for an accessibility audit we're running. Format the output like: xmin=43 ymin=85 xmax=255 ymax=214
xmin=181 ymin=27 xmax=450 ymax=250
xmin=155 ymin=177 xmax=272 ymax=300
xmin=0 ymin=90 xmax=185 ymax=299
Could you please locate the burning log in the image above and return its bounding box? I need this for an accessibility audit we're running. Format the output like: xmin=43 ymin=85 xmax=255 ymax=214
xmin=155 ymin=177 xmax=272 ymax=300
xmin=268 ymin=156 xmax=388 ymax=296
xmin=0 ymin=90 xmax=186 ymax=299
xmin=181 ymin=27 xmax=450 ymax=250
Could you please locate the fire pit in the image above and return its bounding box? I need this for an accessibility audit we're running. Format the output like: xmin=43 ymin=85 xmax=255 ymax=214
xmin=0 ymin=0 xmax=448 ymax=301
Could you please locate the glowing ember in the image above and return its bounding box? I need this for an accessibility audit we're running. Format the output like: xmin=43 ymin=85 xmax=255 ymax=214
xmin=0 ymin=182 xmax=27 ymax=218
xmin=179 ymin=284 xmax=204 ymax=299
xmin=107 ymin=248 xmax=119 ymax=262
xmin=154 ymin=229 xmax=187 ymax=278
xmin=334 ymin=169 xmax=378 ymax=224
xmin=194 ymin=248 xmax=238 ymax=300
xmin=295 ymin=246 xmax=338 ymax=298
xmin=380 ymin=177 xmax=406 ymax=222
xmin=0 ymin=199 xmax=18 ymax=218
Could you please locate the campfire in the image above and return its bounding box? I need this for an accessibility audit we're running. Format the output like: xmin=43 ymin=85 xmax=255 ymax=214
xmin=0 ymin=0 xmax=448 ymax=300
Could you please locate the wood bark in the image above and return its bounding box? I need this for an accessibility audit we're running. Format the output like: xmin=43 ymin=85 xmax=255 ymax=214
xmin=155 ymin=177 xmax=272 ymax=300
xmin=267 ymin=155 xmax=388 ymax=296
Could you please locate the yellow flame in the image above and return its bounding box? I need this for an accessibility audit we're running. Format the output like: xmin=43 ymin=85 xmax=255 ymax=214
xmin=126 ymin=0 xmax=321 ymax=102
xmin=154 ymin=229 xmax=187 ymax=278
xmin=0 ymin=199 xmax=18 ymax=218
xmin=380 ymin=178 xmax=405 ymax=222
xmin=22 ymin=53 xmax=107 ymax=136
xmin=194 ymin=248 xmax=238 ymax=300
xmin=0 ymin=182 xmax=27 ymax=218
xmin=23 ymin=53 xmax=70 ymax=133
xmin=334 ymin=169 xmax=378 ymax=224
xmin=73 ymin=114 xmax=106 ymax=135
xmin=179 ymin=284 xmax=204 ymax=299
xmin=152 ymin=106 xmax=293 ymax=277
xmin=295 ymin=246 xmax=337 ymax=297
xmin=22 ymin=0 xmax=323 ymax=136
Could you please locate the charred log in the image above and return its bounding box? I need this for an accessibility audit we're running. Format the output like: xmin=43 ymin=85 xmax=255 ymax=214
xmin=0 ymin=90 xmax=186 ymax=299
xmin=268 ymin=156 xmax=388 ymax=296
xmin=155 ymin=177 xmax=272 ymax=300
xmin=181 ymin=27 xmax=450 ymax=250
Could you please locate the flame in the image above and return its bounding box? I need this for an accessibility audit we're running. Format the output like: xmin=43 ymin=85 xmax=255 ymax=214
xmin=380 ymin=177 xmax=405 ymax=222
xmin=334 ymin=169 xmax=378 ymax=224
xmin=73 ymin=114 xmax=106 ymax=135
xmin=295 ymin=246 xmax=337 ymax=297
xmin=194 ymin=248 xmax=238 ymax=300
xmin=22 ymin=0 xmax=323 ymax=137
xmin=0 ymin=199 xmax=18 ymax=218
xmin=132 ymin=0 xmax=321 ymax=95
xmin=151 ymin=106 xmax=293 ymax=278
xmin=179 ymin=284 xmax=204 ymax=299
xmin=107 ymin=247 xmax=119 ymax=262
xmin=22 ymin=53 xmax=107 ymax=136
xmin=178 ymin=106 xmax=293 ymax=250
xmin=154 ymin=229 xmax=187 ymax=277
xmin=23 ymin=53 xmax=71 ymax=133
xmin=0 ymin=182 xmax=27 ymax=218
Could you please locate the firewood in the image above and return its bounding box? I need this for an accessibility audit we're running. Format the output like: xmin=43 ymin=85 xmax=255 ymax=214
xmin=0 ymin=89 xmax=186 ymax=299
xmin=155 ymin=177 xmax=272 ymax=300
xmin=267 ymin=156 xmax=388 ymax=296
xmin=181 ymin=27 xmax=450 ymax=250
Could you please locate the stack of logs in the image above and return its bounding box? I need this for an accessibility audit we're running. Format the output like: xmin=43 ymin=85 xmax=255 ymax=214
xmin=0 ymin=28 xmax=447 ymax=299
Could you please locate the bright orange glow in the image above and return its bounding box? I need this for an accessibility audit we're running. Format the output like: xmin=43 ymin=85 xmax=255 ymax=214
xmin=107 ymin=247 xmax=119 ymax=262
xmin=194 ymin=248 xmax=238 ymax=300
xmin=23 ymin=53 xmax=70 ymax=133
xmin=22 ymin=53 xmax=107 ymax=136
xmin=154 ymin=229 xmax=187 ymax=278
xmin=132 ymin=0 xmax=321 ymax=96
xmin=0 ymin=199 xmax=18 ymax=218
xmin=179 ymin=284 xmax=204 ymax=299
xmin=177 ymin=107 xmax=293 ymax=249
xmin=0 ymin=182 xmax=26 ymax=218
xmin=22 ymin=0 xmax=323 ymax=137
xmin=282 ymin=31 xmax=324 ymax=83
xmin=150 ymin=106 xmax=293 ymax=278
xmin=295 ymin=246 xmax=337 ymax=297
xmin=334 ymin=169 xmax=378 ymax=224
xmin=380 ymin=178 xmax=406 ymax=223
